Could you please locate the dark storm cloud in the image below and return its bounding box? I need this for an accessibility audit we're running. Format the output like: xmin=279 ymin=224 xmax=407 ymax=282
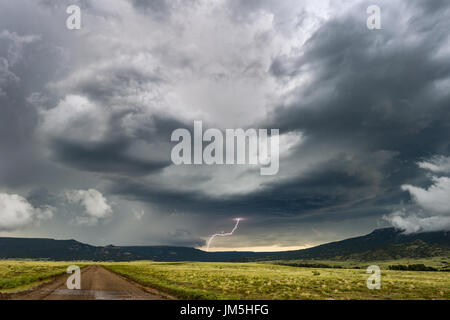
xmin=45 ymin=113 xmax=187 ymax=175
xmin=27 ymin=188 xmax=60 ymax=209
xmin=416 ymin=0 xmax=449 ymax=14
xmin=38 ymin=42 xmax=184 ymax=176
xmin=101 ymin=0 xmax=450 ymax=230
xmin=108 ymin=150 xmax=390 ymax=219
xmin=131 ymin=0 xmax=169 ymax=14
xmin=265 ymin=0 xmax=450 ymax=199
xmin=38 ymin=0 xmax=93 ymax=10
xmin=0 ymin=24 xmax=68 ymax=187
xmin=164 ymin=229 xmax=205 ymax=247
xmin=269 ymin=4 xmax=450 ymax=151
xmin=50 ymin=139 xmax=169 ymax=175
xmin=2 ymin=0 xmax=450 ymax=245
xmin=130 ymin=0 xmax=202 ymax=22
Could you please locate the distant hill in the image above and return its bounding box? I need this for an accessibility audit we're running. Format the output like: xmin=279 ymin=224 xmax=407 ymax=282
xmin=0 ymin=237 xmax=134 ymax=261
xmin=255 ymin=228 xmax=450 ymax=261
xmin=0 ymin=237 xmax=261 ymax=262
xmin=0 ymin=228 xmax=448 ymax=262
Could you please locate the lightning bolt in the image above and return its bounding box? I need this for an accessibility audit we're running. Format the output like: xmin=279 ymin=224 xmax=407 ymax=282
xmin=206 ymin=218 xmax=242 ymax=251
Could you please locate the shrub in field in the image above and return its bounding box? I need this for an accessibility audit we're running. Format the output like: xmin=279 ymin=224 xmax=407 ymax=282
xmin=388 ymin=264 xmax=437 ymax=271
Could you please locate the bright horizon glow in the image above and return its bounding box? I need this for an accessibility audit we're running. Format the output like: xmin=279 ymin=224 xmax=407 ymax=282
xmin=198 ymin=244 xmax=315 ymax=252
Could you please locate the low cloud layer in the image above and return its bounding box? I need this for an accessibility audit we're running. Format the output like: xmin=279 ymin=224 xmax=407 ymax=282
xmin=403 ymin=177 xmax=450 ymax=215
xmin=418 ymin=156 xmax=450 ymax=174
xmin=384 ymin=156 xmax=450 ymax=233
xmin=386 ymin=212 xmax=450 ymax=234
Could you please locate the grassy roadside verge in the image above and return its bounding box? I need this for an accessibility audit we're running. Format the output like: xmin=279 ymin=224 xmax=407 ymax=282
xmin=103 ymin=262 xmax=226 ymax=299
xmin=0 ymin=260 xmax=89 ymax=293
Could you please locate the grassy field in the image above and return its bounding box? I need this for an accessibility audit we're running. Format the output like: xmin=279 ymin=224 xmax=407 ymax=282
xmin=104 ymin=261 xmax=450 ymax=300
xmin=1 ymin=259 xmax=448 ymax=299
xmin=0 ymin=260 xmax=87 ymax=292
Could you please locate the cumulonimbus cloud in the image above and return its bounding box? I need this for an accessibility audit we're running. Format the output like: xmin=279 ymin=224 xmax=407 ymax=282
xmin=0 ymin=193 xmax=53 ymax=231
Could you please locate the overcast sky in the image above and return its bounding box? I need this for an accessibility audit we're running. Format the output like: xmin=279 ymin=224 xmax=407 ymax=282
xmin=0 ymin=0 xmax=449 ymax=251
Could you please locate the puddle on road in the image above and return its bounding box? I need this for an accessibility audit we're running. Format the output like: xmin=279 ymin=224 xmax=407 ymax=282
xmin=48 ymin=289 xmax=140 ymax=300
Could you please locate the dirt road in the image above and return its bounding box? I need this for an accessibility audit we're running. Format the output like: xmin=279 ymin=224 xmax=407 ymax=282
xmin=12 ymin=265 xmax=171 ymax=300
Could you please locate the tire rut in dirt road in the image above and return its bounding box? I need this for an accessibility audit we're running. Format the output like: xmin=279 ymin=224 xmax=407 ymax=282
xmin=12 ymin=265 xmax=171 ymax=300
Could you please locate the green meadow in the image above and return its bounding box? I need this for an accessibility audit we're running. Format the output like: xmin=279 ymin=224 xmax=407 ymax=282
xmin=0 ymin=259 xmax=448 ymax=299
xmin=104 ymin=260 xmax=450 ymax=300
xmin=0 ymin=260 xmax=89 ymax=293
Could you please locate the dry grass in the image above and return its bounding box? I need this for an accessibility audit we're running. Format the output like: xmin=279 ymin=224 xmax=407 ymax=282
xmin=104 ymin=261 xmax=450 ymax=300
